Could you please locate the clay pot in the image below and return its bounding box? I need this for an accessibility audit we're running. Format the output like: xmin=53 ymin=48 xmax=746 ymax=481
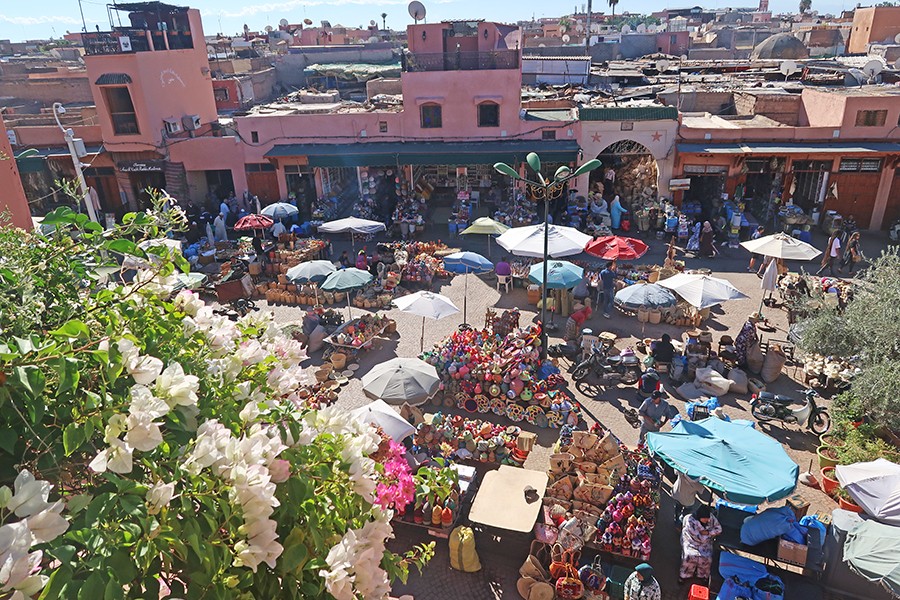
xmin=838 ymin=494 xmax=864 ymax=514
xmin=817 ymin=445 xmax=839 ymax=469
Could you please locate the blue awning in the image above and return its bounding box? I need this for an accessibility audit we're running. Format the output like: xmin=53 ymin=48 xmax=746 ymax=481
xmin=678 ymin=141 xmax=900 ymax=154
xmin=264 ymin=140 xmax=581 ymax=167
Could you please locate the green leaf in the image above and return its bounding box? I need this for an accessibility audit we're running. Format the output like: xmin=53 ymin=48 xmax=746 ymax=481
xmin=77 ymin=572 xmax=105 ymax=600
xmin=106 ymin=239 xmax=146 ymax=258
xmin=103 ymin=578 xmax=124 ymax=600
xmin=280 ymin=528 xmax=308 ymax=573
xmin=67 ymin=493 xmax=92 ymax=515
xmin=57 ymin=358 xmax=80 ymax=395
xmin=38 ymin=563 xmax=72 ymax=599
xmin=46 ymin=544 xmax=77 ymax=565
xmin=62 ymin=423 xmax=86 ymax=456
xmin=0 ymin=427 xmax=18 ymax=454
xmin=12 ymin=365 xmax=45 ymax=399
xmin=50 ymin=320 xmax=90 ymax=339
xmin=108 ymin=549 xmax=137 ymax=584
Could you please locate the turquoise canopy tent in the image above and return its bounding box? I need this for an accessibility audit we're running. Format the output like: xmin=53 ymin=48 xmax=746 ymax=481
xmin=844 ymin=519 xmax=900 ymax=598
xmin=646 ymin=418 xmax=799 ymax=505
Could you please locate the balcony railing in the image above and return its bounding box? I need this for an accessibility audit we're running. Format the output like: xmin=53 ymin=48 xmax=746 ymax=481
xmin=402 ymin=50 xmax=519 ymax=72
xmin=83 ymin=28 xmax=193 ymax=56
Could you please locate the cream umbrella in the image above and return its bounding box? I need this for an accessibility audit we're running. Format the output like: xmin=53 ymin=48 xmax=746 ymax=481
xmin=394 ymin=290 xmax=460 ymax=352
xmin=459 ymin=217 xmax=510 ymax=257
xmin=496 ymin=223 xmax=591 ymax=258
xmin=658 ymin=273 xmax=748 ymax=309
xmin=740 ymin=232 xmax=821 ymax=261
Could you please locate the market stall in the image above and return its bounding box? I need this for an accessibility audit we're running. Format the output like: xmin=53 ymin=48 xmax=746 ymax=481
xmin=410 ymin=412 xmax=536 ymax=467
xmin=469 ymin=465 xmax=549 ymax=533
xmin=394 ymin=461 xmax=477 ymax=538
xmin=324 ymin=312 xmax=393 ymax=355
xmin=422 ymin=315 xmax=579 ymax=429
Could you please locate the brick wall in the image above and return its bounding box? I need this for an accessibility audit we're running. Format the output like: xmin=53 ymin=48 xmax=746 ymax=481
xmin=734 ymin=91 xmax=801 ymax=126
xmin=0 ymin=77 xmax=93 ymax=105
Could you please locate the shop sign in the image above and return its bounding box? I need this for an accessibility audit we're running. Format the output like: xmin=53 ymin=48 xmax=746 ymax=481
xmin=118 ymin=160 xmax=165 ymax=173
xmin=669 ymin=178 xmax=691 ymax=191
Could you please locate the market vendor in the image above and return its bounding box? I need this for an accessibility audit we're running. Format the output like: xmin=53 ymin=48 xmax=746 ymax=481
xmin=600 ymin=261 xmax=618 ymax=319
xmin=339 ymin=251 xmax=351 ymax=268
xmin=638 ymin=391 xmax=670 ymax=445
xmin=270 ymin=219 xmax=287 ymax=239
xmin=495 ymin=256 xmax=512 ymax=277
xmin=355 ymin=250 xmax=368 ymax=270
xmin=623 ymin=563 xmax=661 ymax=600
xmin=734 ymin=319 xmax=760 ymax=370
xmin=678 ymin=504 xmax=722 ymax=584
xmin=649 ymin=334 xmax=675 ymax=366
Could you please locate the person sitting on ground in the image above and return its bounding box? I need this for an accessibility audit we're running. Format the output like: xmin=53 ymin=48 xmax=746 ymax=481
xmin=649 ymin=333 xmax=676 ymax=365
xmin=338 ymin=251 xmax=351 ymax=268
xmin=624 ymin=563 xmax=661 ymax=600
xmin=495 ymin=256 xmax=512 ymax=278
xmin=637 ymin=368 xmax=661 ymax=401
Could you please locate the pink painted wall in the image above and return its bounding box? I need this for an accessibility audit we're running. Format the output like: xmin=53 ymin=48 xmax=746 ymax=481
xmin=83 ymin=9 xmax=216 ymax=153
xmin=168 ymin=135 xmax=248 ymax=193
xmin=11 ymin=125 xmax=103 ymax=148
xmin=0 ymin=115 xmax=32 ymax=230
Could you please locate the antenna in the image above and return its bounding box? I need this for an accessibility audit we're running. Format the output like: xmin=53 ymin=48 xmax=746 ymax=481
xmin=862 ymin=59 xmax=883 ymax=81
xmin=779 ymin=60 xmax=800 ymax=80
xmin=408 ymin=1 xmax=427 ymax=23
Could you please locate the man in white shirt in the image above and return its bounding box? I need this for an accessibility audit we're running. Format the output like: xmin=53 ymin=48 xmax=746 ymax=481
xmin=219 ymin=199 xmax=230 ymax=219
xmin=816 ymin=233 xmax=842 ymax=276
xmin=270 ymin=219 xmax=287 ymax=239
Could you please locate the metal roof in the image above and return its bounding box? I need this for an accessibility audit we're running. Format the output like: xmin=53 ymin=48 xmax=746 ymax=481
xmin=677 ymin=142 xmax=900 ymax=154
xmin=579 ymin=105 xmax=678 ymax=121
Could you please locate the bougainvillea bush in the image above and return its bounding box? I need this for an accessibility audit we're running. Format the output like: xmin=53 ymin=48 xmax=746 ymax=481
xmin=0 ymin=201 xmax=430 ymax=599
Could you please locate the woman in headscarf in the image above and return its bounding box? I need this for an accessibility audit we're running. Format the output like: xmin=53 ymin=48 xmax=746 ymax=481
xmin=679 ymin=504 xmax=722 ymax=584
xmin=610 ymin=195 xmax=626 ymax=230
xmin=699 ymin=221 xmax=716 ymax=257
xmin=686 ymin=221 xmax=701 ymax=252
xmin=623 ymin=562 xmax=661 ymax=600
xmin=213 ymin=212 xmax=227 ymax=242
xmin=734 ymin=319 xmax=759 ymax=370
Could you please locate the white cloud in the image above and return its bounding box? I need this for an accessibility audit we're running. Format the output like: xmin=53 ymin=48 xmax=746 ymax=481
xmin=0 ymin=15 xmax=82 ymax=26
xmin=207 ymin=0 xmax=410 ymax=19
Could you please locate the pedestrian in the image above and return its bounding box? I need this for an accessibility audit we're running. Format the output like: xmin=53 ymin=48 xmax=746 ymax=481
xmin=699 ymin=221 xmax=716 ymax=257
xmin=213 ymin=212 xmax=227 ymax=242
xmin=816 ymin=231 xmax=841 ymax=276
xmin=251 ymin=235 xmax=267 ymax=266
xmin=672 ymin=471 xmax=705 ymax=522
xmin=638 ymin=390 xmax=670 ymax=446
xmin=270 ymin=219 xmax=287 ymax=239
xmin=679 ymin=504 xmax=722 ymax=584
xmin=599 ymin=260 xmax=617 ymax=319
xmin=840 ymin=231 xmax=862 ymax=276
xmin=623 ymin=562 xmax=661 ymax=600
xmin=747 ymin=225 xmax=765 ymax=272
xmin=355 ymin=250 xmax=368 ymax=270
xmin=610 ymin=195 xmax=626 ymax=230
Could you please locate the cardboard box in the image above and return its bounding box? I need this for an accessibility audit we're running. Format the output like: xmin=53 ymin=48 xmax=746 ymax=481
xmin=777 ymin=538 xmax=808 ymax=567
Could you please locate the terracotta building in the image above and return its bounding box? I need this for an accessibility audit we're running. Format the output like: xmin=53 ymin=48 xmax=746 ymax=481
xmin=848 ymin=6 xmax=900 ymax=54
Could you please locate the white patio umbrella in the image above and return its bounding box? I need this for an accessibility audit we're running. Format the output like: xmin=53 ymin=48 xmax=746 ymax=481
xmin=318 ymin=217 xmax=386 ymax=250
xmin=286 ymin=260 xmax=337 ymax=306
xmin=658 ymin=272 xmax=748 ymax=309
xmin=496 ymin=223 xmax=591 ymax=258
xmin=361 ymin=357 xmax=440 ymax=406
xmin=394 ymin=290 xmax=460 ymax=352
xmin=836 ymin=459 xmax=900 ymax=526
xmin=351 ymin=399 xmax=415 ymax=441
xmin=260 ymin=202 xmax=299 ymax=220
xmin=740 ymin=232 xmax=822 ymax=261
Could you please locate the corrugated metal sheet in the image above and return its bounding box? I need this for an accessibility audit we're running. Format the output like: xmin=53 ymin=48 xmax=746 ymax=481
xmin=579 ymin=106 xmax=678 ymax=121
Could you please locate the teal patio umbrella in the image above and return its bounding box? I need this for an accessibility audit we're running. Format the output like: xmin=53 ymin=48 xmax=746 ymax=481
xmin=646 ymin=417 xmax=799 ymax=505
xmin=844 ymin=519 xmax=900 ymax=598
xmin=528 ymin=260 xmax=584 ymax=289
xmin=443 ymin=251 xmax=493 ymax=325
xmin=321 ymin=267 xmax=374 ymax=318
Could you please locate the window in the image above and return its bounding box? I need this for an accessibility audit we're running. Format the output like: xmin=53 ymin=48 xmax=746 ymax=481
xmin=213 ymin=87 xmax=230 ymax=102
xmin=477 ymin=102 xmax=499 ymax=127
xmin=420 ymin=103 xmax=442 ymax=128
xmin=102 ymin=86 xmax=138 ymax=135
xmin=542 ymin=130 xmax=556 ymax=140
xmin=250 ymin=131 xmax=259 ymax=143
xmin=855 ymin=109 xmax=887 ymax=127
xmin=670 ymin=34 xmax=678 ymax=45
xmin=379 ymin=121 xmax=388 ymax=133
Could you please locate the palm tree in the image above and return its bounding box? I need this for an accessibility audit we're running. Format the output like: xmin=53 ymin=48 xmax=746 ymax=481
xmin=381 ymin=12 xmax=388 ymax=30
xmin=609 ymin=0 xmax=620 ymax=18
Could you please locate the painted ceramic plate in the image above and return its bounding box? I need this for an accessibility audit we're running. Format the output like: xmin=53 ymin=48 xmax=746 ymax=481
xmin=491 ymin=398 xmax=506 ymax=416
xmin=341 ymin=370 xmax=353 ymax=378
xmin=546 ymin=411 xmax=563 ymax=428
xmin=506 ymin=404 xmax=525 ymax=422
xmin=348 ymin=364 xmax=359 ymax=372
xmin=524 ymin=405 xmax=544 ymax=425
xmin=475 ymin=394 xmax=490 ymax=413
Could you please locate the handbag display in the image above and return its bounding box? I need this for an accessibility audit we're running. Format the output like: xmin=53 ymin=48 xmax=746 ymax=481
xmin=555 ymin=564 xmax=585 ymax=600
xmin=549 ymin=544 xmax=581 ymax=580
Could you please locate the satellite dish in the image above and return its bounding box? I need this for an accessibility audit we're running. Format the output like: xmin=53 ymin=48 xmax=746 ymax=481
xmin=370 ymin=20 xmax=377 ymax=26
xmin=621 ymin=24 xmax=631 ymax=33
xmin=206 ymin=44 xmax=216 ymax=55
xmin=894 ymin=33 xmax=900 ymax=44
xmin=575 ymin=23 xmax=584 ymax=33
xmin=368 ymin=36 xmax=379 ymax=43
xmin=562 ymin=34 xmax=571 ymax=43
xmin=279 ymin=18 xmax=289 ymax=27
xmin=656 ymin=59 xmax=670 ymax=72
xmin=304 ymin=18 xmax=313 ymax=25
xmin=779 ymin=60 xmax=800 ymax=78
xmin=408 ymin=0 xmax=427 ymax=22
xmin=848 ymin=68 xmax=866 ymax=86
xmin=538 ymin=43 xmax=546 ymax=47
xmin=321 ymin=20 xmax=331 ymax=28
xmin=636 ymin=24 xmax=646 ymax=33
xmin=264 ymin=25 xmax=274 ymax=33
xmin=648 ymin=24 xmax=657 ymax=32
xmin=863 ymin=59 xmax=883 ymax=79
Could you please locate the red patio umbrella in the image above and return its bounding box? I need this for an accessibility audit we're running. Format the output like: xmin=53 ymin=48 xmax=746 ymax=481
xmin=234 ymin=214 xmax=274 ymax=231
xmin=585 ymin=235 xmax=649 ymax=261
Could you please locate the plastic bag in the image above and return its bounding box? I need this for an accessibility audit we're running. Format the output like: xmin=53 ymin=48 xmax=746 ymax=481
xmin=740 ymin=506 xmax=796 ymax=546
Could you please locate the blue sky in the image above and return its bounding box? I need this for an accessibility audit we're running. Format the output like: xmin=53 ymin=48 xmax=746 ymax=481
xmin=1 ymin=0 xmax=856 ymax=42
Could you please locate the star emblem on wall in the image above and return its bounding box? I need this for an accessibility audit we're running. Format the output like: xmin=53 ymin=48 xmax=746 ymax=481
xmin=651 ymin=131 xmax=663 ymax=142
xmin=591 ymin=133 xmax=602 ymax=143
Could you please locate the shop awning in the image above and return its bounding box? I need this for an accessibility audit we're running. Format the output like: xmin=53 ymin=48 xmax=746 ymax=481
xmin=677 ymin=141 xmax=900 ymax=154
xmin=95 ymin=73 xmax=133 ymax=85
xmin=264 ymin=140 xmax=581 ymax=167
xmin=33 ymin=145 xmax=104 ymax=158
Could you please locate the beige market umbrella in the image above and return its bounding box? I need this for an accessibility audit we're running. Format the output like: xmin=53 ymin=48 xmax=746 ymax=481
xmin=361 ymin=358 xmax=440 ymax=406
xmin=740 ymin=232 xmax=821 ymax=261
xmin=459 ymin=217 xmax=510 ymax=257
xmin=394 ymin=290 xmax=460 ymax=352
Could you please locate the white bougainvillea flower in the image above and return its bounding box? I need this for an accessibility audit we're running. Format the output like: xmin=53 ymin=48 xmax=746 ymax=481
xmin=0 ymin=522 xmax=34 ymax=559
xmin=127 ymin=354 xmax=164 ymax=386
xmin=5 ymin=471 xmax=51 ymax=519
xmin=236 ymin=340 xmax=267 ymax=366
xmin=1 ymin=550 xmax=43 ymax=593
xmin=125 ymin=414 xmax=163 ymax=452
xmin=24 ymin=502 xmax=68 ymax=544
xmin=145 ymin=481 xmax=175 ymax=515
xmin=116 ymin=338 xmax=140 ymax=366
xmin=128 ymin=385 xmax=169 ymax=420
xmin=268 ymin=459 xmax=290 ymax=483
xmin=173 ymin=290 xmax=204 ymax=317
xmin=104 ymin=414 xmax=128 ymax=444
xmin=155 ymin=362 xmax=200 ymax=408
xmin=89 ymin=439 xmax=133 ymax=474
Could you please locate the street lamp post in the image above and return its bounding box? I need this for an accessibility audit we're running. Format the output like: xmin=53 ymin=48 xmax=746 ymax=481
xmin=494 ymin=152 xmax=601 ymax=360
xmin=52 ymin=102 xmax=99 ymax=224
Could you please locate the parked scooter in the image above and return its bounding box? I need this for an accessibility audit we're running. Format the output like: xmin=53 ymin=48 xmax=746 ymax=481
xmin=572 ymin=343 xmax=642 ymax=385
xmin=750 ymin=388 xmax=831 ymax=434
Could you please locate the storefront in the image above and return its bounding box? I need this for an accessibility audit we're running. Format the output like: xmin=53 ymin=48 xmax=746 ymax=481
xmin=117 ymin=159 xmax=167 ymax=208
xmin=681 ymin=163 xmax=728 ymax=220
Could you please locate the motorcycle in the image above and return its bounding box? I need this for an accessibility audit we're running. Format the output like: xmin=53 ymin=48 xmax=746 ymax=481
xmin=572 ymin=343 xmax=642 ymax=386
xmin=750 ymin=388 xmax=831 ymax=434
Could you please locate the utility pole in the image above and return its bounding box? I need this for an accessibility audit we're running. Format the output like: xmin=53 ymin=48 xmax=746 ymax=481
xmin=53 ymin=103 xmax=98 ymax=223
xmin=78 ymin=0 xmax=87 ymax=32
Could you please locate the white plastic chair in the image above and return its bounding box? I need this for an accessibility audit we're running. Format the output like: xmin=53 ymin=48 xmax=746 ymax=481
xmin=496 ymin=274 xmax=512 ymax=293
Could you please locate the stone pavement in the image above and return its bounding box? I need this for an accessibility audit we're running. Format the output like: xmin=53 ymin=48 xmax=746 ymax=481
xmin=254 ymin=219 xmax=892 ymax=600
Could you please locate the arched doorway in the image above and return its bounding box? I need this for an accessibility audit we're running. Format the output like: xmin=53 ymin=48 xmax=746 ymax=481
xmin=590 ymin=140 xmax=659 ymax=204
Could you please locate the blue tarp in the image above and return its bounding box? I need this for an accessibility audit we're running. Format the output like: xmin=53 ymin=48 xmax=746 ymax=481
xmin=646 ymin=418 xmax=799 ymax=505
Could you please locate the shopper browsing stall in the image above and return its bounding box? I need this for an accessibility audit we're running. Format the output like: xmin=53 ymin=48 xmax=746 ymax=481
xmin=816 ymin=231 xmax=841 ymax=276
xmin=638 ymin=391 xmax=670 ymax=445
xmin=624 ymin=563 xmax=661 ymax=600
xmin=649 ymin=334 xmax=675 ymax=366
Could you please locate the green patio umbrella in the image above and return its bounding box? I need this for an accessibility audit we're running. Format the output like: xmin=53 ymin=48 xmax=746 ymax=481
xmin=320 ymin=268 xmax=374 ymax=318
xmin=844 ymin=519 xmax=900 ymax=598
